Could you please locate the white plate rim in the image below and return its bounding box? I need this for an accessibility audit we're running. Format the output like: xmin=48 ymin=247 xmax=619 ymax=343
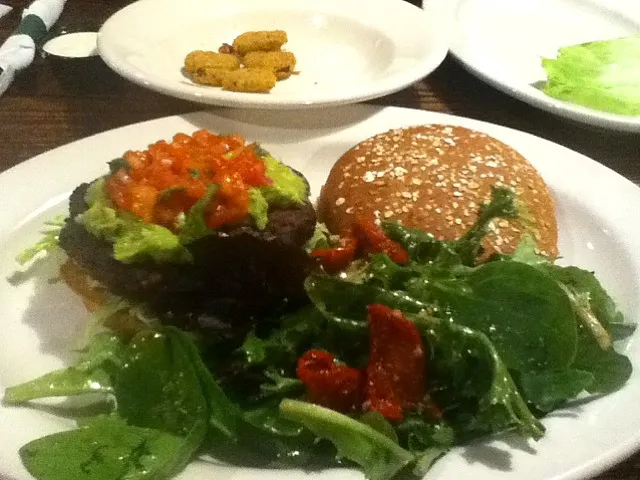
xmin=443 ymin=0 xmax=640 ymax=132
xmin=96 ymin=0 xmax=450 ymax=110
xmin=1 ymin=105 xmax=640 ymax=480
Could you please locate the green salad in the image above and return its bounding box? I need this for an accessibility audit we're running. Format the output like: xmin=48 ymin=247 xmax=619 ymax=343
xmin=4 ymin=187 xmax=634 ymax=480
xmin=541 ymin=35 xmax=640 ymax=116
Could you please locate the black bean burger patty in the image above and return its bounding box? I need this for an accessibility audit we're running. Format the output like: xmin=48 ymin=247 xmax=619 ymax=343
xmin=59 ymin=182 xmax=317 ymax=328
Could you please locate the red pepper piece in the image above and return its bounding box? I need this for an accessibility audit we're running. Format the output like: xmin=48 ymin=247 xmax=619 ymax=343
xmin=365 ymin=304 xmax=426 ymax=422
xmin=296 ymin=349 xmax=364 ymax=413
xmin=310 ymin=236 xmax=358 ymax=273
xmin=354 ymin=218 xmax=409 ymax=265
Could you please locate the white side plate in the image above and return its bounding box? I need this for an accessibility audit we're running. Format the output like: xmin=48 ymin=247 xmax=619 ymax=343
xmin=447 ymin=0 xmax=640 ymax=132
xmin=97 ymin=0 xmax=450 ymax=109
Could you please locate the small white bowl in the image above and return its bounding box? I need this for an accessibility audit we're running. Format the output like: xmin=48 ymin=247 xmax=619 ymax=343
xmin=97 ymin=0 xmax=450 ymax=109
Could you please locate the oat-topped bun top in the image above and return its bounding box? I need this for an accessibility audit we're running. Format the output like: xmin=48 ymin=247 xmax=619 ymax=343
xmin=317 ymin=125 xmax=558 ymax=259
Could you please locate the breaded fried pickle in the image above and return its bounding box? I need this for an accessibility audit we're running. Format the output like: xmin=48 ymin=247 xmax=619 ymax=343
xmin=184 ymin=51 xmax=240 ymax=73
xmin=242 ymin=51 xmax=296 ymax=79
xmin=222 ymin=68 xmax=277 ymax=93
xmin=232 ymin=30 xmax=288 ymax=55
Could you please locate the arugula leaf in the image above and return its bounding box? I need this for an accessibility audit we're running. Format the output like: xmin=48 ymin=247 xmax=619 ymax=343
xmin=280 ymin=399 xmax=415 ymax=480
xmin=178 ymin=184 xmax=219 ymax=244
xmin=413 ymin=314 xmax=544 ymax=440
xmin=259 ymin=369 xmax=304 ymax=399
xmin=518 ymin=369 xmax=595 ymax=412
xmin=452 ymin=186 xmax=519 ymax=264
xmin=238 ymin=306 xmax=326 ymax=366
xmin=115 ymin=330 xmax=209 ymax=437
xmin=305 ymin=222 xmax=331 ymax=252
xmin=409 ymin=261 xmax=578 ymax=372
xmin=395 ymin=416 xmax=454 ymax=477
xmin=305 ymin=274 xmax=429 ymax=333
xmin=15 ymin=215 xmax=66 ymax=265
xmin=19 ymin=415 xmax=195 ymax=480
xmin=4 ymin=334 xmax=124 ymax=404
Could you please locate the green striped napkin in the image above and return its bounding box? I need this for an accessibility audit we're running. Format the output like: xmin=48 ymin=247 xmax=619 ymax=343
xmin=0 ymin=0 xmax=66 ymax=96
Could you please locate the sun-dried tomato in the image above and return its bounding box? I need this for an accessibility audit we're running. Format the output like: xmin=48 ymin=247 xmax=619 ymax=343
xmin=296 ymin=349 xmax=364 ymax=413
xmin=354 ymin=218 xmax=409 ymax=265
xmin=309 ymin=237 xmax=358 ymax=273
xmin=365 ymin=304 xmax=426 ymax=421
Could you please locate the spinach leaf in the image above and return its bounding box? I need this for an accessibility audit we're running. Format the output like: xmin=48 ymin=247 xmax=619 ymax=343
xmin=179 ymin=184 xmax=219 ymax=244
xmin=413 ymin=314 xmax=544 ymax=440
xmin=19 ymin=415 xmax=197 ymax=480
xmin=280 ymin=399 xmax=415 ymax=480
xmin=540 ymin=264 xmax=629 ymax=344
xmin=410 ymin=261 xmax=578 ymax=372
xmin=573 ymin=331 xmax=633 ymax=394
xmin=4 ymin=334 xmax=124 ymax=404
xmin=115 ymin=330 xmax=208 ymax=437
xmin=518 ymin=369 xmax=595 ymax=412
xmin=168 ymin=327 xmax=242 ymax=441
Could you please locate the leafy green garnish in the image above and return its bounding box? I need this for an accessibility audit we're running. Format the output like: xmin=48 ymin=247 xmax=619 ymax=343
xmin=541 ymin=35 xmax=640 ymax=116
xmin=15 ymin=215 xmax=66 ymax=265
xmin=19 ymin=415 xmax=197 ymax=480
xmin=178 ymin=184 xmax=218 ymax=244
xmin=280 ymin=399 xmax=415 ymax=480
xmin=4 ymin=334 xmax=125 ymax=404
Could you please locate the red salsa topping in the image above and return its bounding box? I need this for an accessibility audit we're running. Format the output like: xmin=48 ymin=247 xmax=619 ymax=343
xmin=106 ymin=130 xmax=271 ymax=230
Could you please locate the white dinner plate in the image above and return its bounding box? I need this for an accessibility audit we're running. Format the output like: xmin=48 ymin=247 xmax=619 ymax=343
xmin=1 ymin=105 xmax=640 ymax=480
xmin=446 ymin=0 xmax=640 ymax=132
xmin=97 ymin=0 xmax=450 ymax=109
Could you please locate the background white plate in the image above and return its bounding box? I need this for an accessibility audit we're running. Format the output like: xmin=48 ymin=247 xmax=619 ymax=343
xmin=447 ymin=0 xmax=640 ymax=132
xmin=97 ymin=0 xmax=450 ymax=109
xmin=1 ymin=105 xmax=640 ymax=480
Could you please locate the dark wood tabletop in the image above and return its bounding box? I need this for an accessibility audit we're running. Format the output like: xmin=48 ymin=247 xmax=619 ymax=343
xmin=1 ymin=1 xmax=639 ymax=479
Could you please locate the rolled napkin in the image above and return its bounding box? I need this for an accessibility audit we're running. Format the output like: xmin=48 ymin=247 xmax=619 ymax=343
xmin=0 ymin=5 xmax=13 ymax=21
xmin=0 ymin=0 xmax=66 ymax=96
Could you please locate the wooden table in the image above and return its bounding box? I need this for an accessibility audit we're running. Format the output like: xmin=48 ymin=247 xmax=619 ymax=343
xmin=1 ymin=1 xmax=639 ymax=479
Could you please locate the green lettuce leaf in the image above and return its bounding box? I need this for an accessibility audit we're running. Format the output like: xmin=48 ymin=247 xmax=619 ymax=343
xmin=542 ymin=35 xmax=640 ymax=116
xmin=15 ymin=215 xmax=66 ymax=265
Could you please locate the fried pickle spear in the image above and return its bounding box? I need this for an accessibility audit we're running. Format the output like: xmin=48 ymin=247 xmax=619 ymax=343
xmin=222 ymin=68 xmax=277 ymax=93
xmin=232 ymin=30 xmax=288 ymax=55
xmin=184 ymin=51 xmax=240 ymax=72
xmin=184 ymin=51 xmax=240 ymax=86
xmin=242 ymin=51 xmax=296 ymax=80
